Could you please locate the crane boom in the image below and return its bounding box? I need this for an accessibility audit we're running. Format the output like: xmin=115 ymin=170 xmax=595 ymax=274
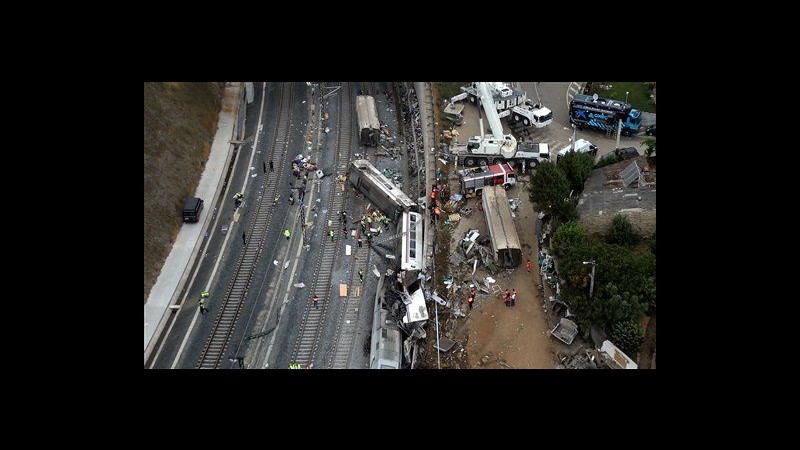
xmin=477 ymin=82 xmax=506 ymax=139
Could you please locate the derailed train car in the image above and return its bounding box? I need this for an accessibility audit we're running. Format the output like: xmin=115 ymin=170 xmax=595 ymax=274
xmin=348 ymin=160 xmax=416 ymax=221
xmin=356 ymin=95 xmax=381 ymax=147
xmin=482 ymin=185 xmax=521 ymax=268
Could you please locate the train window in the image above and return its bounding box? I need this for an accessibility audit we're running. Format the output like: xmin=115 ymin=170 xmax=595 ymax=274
xmin=410 ymin=250 xmax=416 ymax=258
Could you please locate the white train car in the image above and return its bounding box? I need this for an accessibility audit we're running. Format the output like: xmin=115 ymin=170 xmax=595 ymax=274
xmin=348 ymin=159 xmax=416 ymax=220
xmin=356 ymin=95 xmax=381 ymax=147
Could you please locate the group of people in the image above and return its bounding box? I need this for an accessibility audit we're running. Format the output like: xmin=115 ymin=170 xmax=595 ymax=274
xmin=503 ymin=288 xmax=517 ymax=307
xmin=291 ymin=153 xmax=317 ymax=179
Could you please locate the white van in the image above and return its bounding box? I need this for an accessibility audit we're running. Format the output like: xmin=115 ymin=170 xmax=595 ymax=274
xmin=556 ymin=139 xmax=598 ymax=163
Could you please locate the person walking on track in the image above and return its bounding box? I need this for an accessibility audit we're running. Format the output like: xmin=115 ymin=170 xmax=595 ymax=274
xmin=358 ymin=269 xmax=364 ymax=282
xmin=242 ymin=231 xmax=247 ymax=245
xmin=312 ymin=294 xmax=319 ymax=309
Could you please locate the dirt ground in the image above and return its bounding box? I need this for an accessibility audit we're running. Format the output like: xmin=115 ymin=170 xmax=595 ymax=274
xmin=444 ymin=177 xmax=556 ymax=369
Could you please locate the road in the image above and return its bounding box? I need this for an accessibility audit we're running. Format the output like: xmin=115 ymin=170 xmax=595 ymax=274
xmin=518 ymin=82 xmax=648 ymax=161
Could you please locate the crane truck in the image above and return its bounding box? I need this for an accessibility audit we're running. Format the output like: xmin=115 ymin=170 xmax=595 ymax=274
xmin=455 ymin=82 xmax=550 ymax=170
xmin=451 ymin=82 xmax=553 ymax=128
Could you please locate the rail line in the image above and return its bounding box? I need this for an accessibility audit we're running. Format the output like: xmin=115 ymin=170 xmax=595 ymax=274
xmin=325 ymin=122 xmax=380 ymax=368
xmin=290 ymin=82 xmax=354 ymax=367
xmin=196 ymin=83 xmax=295 ymax=369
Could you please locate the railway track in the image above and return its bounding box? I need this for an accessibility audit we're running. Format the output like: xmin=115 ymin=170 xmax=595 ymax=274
xmin=196 ymin=83 xmax=294 ymax=369
xmin=290 ymin=82 xmax=354 ymax=367
xmin=325 ymin=166 xmax=375 ymax=369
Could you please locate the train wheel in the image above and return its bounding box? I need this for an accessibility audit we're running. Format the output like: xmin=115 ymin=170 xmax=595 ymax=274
xmin=465 ymin=157 xmax=476 ymax=166
xmin=470 ymin=95 xmax=477 ymax=104
xmin=479 ymin=158 xmax=488 ymax=166
xmin=514 ymin=114 xmax=520 ymax=122
xmin=530 ymin=160 xmax=538 ymax=169
xmin=523 ymin=118 xmax=530 ymax=126
xmin=503 ymin=183 xmax=512 ymax=191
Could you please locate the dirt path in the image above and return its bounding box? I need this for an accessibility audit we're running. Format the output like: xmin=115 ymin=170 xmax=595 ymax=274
xmin=456 ymin=180 xmax=556 ymax=369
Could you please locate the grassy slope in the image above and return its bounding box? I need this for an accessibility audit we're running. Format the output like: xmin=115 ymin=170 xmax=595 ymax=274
xmin=143 ymin=82 xmax=224 ymax=303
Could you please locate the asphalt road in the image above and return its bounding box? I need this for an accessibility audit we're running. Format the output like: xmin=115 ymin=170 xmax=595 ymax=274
xmin=517 ymin=82 xmax=647 ymax=161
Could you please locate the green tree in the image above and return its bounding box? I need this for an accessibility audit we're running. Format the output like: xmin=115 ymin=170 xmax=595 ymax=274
xmin=558 ymin=151 xmax=595 ymax=194
xmin=551 ymin=221 xmax=590 ymax=262
xmin=529 ymin=162 xmax=569 ymax=217
xmin=554 ymin=197 xmax=580 ymax=224
xmin=610 ymin=320 xmax=644 ymax=357
xmin=607 ymin=214 xmax=640 ymax=246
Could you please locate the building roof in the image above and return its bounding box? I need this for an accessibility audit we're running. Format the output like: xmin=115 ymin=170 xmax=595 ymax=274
xmin=578 ymin=156 xmax=656 ymax=218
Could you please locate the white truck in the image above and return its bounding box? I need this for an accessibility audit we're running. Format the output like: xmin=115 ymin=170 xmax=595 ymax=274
xmin=452 ymin=82 xmax=553 ymax=128
xmin=455 ymin=82 xmax=550 ymax=169
xmin=556 ymin=138 xmax=598 ymax=163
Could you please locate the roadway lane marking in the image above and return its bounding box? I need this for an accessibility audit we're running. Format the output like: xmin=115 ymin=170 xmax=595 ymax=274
xmin=167 ymin=82 xmax=268 ymax=369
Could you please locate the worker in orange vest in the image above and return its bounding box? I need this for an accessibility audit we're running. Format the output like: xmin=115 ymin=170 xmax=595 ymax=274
xmin=526 ymin=259 xmax=532 ymax=273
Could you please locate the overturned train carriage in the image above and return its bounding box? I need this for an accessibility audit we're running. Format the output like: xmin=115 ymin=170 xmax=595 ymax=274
xmin=348 ymin=159 xmax=416 ymax=220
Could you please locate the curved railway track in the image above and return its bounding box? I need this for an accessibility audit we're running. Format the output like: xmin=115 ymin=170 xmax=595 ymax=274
xmin=290 ymin=83 xmax=355 ymax=367
xmin=196 ymin=83 xmax=295 ymax=369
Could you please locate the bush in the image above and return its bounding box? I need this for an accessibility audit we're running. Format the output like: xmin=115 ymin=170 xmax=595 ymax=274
xmin=607 ymin=215 xmax=640 ymax=246
xmin=558 ymin=151 xmax=595 ymax=194
xmin=610 ymin=320 xmax=645 ymax=357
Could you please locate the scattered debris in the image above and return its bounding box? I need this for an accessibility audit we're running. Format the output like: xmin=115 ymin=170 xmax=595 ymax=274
xmin=550 ymin=318 xmax=579 ymax=345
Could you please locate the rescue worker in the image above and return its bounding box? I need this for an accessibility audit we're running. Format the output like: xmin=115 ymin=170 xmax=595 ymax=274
xmin=467 ymin=296 xmax=474 ymax=310
xmin=357 ymin=237 xmax=363 ymax=248
xmin=284 ymin=228 xmax=291 ymax=240
xmin=511 ymin=289 xmax=517 ymax=307
xmin=329 ymin=229 xmax=335 ymax=241
xmin=526 ymin=259 xmax=532 ymax=273
xmin=199 ymin=292 xmax=209 ymax=315
xmin=504 ymin=289 xmax=511 ymax=307
xmin=358 ymin=269 xmax=364 ymax=282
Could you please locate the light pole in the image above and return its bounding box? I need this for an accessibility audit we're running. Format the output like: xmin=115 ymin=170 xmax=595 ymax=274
xmin=615 ymin=91 xmax=629 ymax=150
xmin=582 ymin=260 xmax=596 ymax=298
xmin=571 ymin=123 xmax=576 ymax=151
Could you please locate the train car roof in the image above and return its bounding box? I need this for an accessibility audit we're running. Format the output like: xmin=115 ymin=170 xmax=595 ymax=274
xmin=350 ymin=160 xmax=416 ymax=209
xmin=356 ymin=95 xmax=380 ymax=131
xmin=481 ymin=185 xmax=521 ymax=252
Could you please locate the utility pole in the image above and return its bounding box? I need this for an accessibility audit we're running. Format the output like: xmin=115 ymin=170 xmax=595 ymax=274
xmin=583 ymin=260 xmax=597 ymax=298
